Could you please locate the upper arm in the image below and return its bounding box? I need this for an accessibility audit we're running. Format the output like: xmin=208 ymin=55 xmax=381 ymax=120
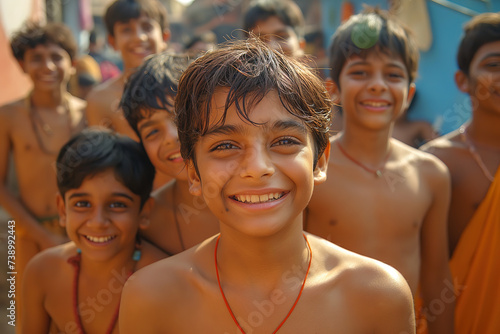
xmin=21 ymin=255 xmax=50 ymax=334
xmin=356 ymin=265 xmax=415 ymax=334
xmin=119 ymin=271 xmax=165 ymax=333
xmin=85 ymin=91 xmax=106 ymax=128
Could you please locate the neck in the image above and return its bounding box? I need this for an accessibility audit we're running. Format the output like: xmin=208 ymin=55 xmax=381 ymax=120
xmin=338 ymin=129 xmax=392 ymax=164
xmin=466 ymin=112 xmax=500 ymax=148
xmin=30 ymin=88 xmax=66 ymax=109
xmin=216 ymin=223 xmax=308 ymax=285
xmin=78 ymin=244 xmax=137 ymax=280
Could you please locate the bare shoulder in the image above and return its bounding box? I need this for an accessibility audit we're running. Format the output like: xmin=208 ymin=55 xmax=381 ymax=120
xmin=124 ymin=235 xmax=216 ymax=306
xmin=86 ymin=76 xmax=123 ymax=115
xmin=24 ymin=242 xmax=76 ymax=277
xmin=309 ymin=234 xmax=413 ymax=315
xmin=392 ymin=138 xmax=450 ymax=179
xmin=67 ymin=94 xmax=86 ymax=112
xmin=86 ymin=76 xmax=122 ymax=101
xmin=420 ymin=129 xmax=464 ymax=162
xmin=0 ymin=98 xmax=25 ymax=124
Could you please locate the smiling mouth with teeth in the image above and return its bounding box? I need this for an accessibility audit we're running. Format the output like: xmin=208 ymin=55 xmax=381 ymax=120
xmin=232 ymin=192 xmax=285 ymax=204
xmin=85 ymin=235 xmax=117 ymax=243
xmin=168 ymin=152 xmax=182 ymax=160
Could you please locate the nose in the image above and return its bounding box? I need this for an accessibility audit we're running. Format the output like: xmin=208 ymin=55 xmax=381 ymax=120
xmin=239 ymin=145 xmax=275 ymax=179
xmin=42 ymin=57 xmax=56 ymax=71
xmin=158 ymin=120 xmax=179 ymax=157
xmin=367 ymin=72 xmax=388 ymax=94
xmin=87 ymin=206 xmax=109 ymax=227
xmin=134 ymin=27 xmax=148 ymax=42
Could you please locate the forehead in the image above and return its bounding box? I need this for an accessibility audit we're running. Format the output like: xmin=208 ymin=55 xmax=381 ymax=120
xmin=25 ymin=43 xmax=70 ymax=56
xmin=137 ymin=108 xmax=174 ymax=126
xmin=206 ymin=88 xmax=306 ymax=132
xmin=67 ymin=170 xmax=131 ymax=194
xmin=252 ymin=16 xmax=294 ymax=36
xmin=343 ymin=50 xmax=406 ymax=69
xmin=115 ymin=13 xmax=159 ymax=27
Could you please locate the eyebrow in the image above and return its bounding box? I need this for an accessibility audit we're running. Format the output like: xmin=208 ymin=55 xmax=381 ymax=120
xmin=68 ymin=192 xmax=135 ymax=201
xmin=204 ymin=119 xmax=308 ymax=137
xmin=138 ymin=119 xmax=158 ymax=132
xmin=480 ymin=52 xmax=500 ymax=62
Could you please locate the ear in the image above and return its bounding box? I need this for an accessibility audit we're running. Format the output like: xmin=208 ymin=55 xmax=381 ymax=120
xmin=313 ymin=141 xmax=330 ymax=185
xmin=56 ymin=194 xmax=67 ymax=227
xmin=187 ymin=160 xmax=202 ymax=196
xmin=405 ymin=83 xmax=416 ymax=109
xmin=162 ymin=29 xmax=171 ymax=42
xmin=138 ymin=197 xmax=154 ymax=230
xmin=325 ymin=77 xmax=340 ymax=103
xmin=455 ymin=70 xmax=469 ymax=93
xmin=107 ymin=34 xmax=117 ymax=50
xmin=299 ymin=37 xmax=306 ymax=51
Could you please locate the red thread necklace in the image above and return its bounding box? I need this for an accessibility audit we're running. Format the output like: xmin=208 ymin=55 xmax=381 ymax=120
xmin=214 ymin=234 xmax=312 ymax=334
xmin=336 ymin=141 xmax=391 ymax=178
xmin=68 ymin=244 xmax=141 ymax=334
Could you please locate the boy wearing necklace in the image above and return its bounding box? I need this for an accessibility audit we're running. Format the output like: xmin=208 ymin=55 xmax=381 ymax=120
xmin=120 ymin=53 xmax=219 ymax=255
xmin=0 ymin=22 xmax=86 ymax=327
xmin=21 ymin=129 xmax=167 ymax=334
xmin=86 ymin=0 xmax=171 ymax=190
xmin=119 ymin=38 xmax=415 ymax=334
xmin=305 ymin=8 xmax=454 ymax=333
xmin=421 ymin=13 xmax=500 ymax=333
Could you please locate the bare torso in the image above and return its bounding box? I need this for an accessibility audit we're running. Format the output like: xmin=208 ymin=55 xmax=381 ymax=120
xmin=306 ymin=138 xmax=437 ymax=293
xmin=120 ymin=234 xmax=414 ymax=333
xmin=421 ymin=129 xmax=500 ymax=255
xmin=2 ymin=95 xmax=86 ymax=217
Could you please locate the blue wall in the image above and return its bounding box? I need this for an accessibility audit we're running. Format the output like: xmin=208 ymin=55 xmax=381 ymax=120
xmin=321 ymin=0 xmax=500 ymax=134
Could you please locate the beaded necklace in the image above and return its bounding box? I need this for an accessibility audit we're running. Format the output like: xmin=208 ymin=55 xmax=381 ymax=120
xmin=214 ymin=234 xmax=312 ymax=334
xmin=460 ymin=126 xmax=495 ymax=183
xmin=336 ymin=141 xmax=391 ymax=178
xmin=67 ymin=245 xmax=142 ymax=334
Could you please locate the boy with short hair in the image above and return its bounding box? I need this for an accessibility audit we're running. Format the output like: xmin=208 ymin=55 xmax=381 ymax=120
xmin=21 ymin=128 xmax=167 ymax=334
xmin=119 ymin=38 xmax=415 ymax=334
xmin=86 ymin=0 xmax=170 ymax=188
xmin=0 ymin=22 xmax=86 ymax=325
xmin=305 ymin=8 xmax=454 ymax=333
xmin=120 ymin=53 xmax=219 ymax=255
xmin=421 ymin=12 xmax=500 ymax=333
xmin=243 ymin=0 xmax=305 ymax=58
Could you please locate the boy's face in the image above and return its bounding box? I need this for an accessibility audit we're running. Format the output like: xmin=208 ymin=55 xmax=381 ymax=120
xmin=19 ymin=43 xmax=75 ymax=92
xmin=57 ymin=169 xmax=151 ymax=261
xmin=108 ymin=14 xmax=169 ymax=70
xmin=456 ymin=40 xmax=500 ymax=115
xmin=250 ymin=16 xmax=304 ymax=58
xmin=186 ymin=90 xmax=328 ymax=237
xmin=137 ymin=108 xmax=185 ymax=180
xmin=333 ymin=52 xmax=415 ymax=130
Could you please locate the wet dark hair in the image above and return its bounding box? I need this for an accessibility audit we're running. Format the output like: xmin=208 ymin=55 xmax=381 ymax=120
xmin=56 ymin=128 xmax=155 ymax=208
xmin=243 ymin=0 xmax=304 ymax=38
xmin=329 ymin=7 xmax=419 ymax=87
xmin=10 ymin=22 xmax=77 ymax=61
xmin=104 ymin=0 xmax=169 ymax=37
xmin=457 ymin=12 xmax=500 ymax=75
xmin=120 ymin=52 xmax=191 ymax=138
xmin=175 ymin=37 xmax=331 ymax=169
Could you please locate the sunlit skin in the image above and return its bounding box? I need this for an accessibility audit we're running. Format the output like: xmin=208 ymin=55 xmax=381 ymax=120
xmin=136 ymin=108 xmax=220 ymax=255
xmin=86 ymin=13 xmax=170 ymax=145
xmin=20 ymin=169 xmax=167 ymax=334
xmin=0 ymin=42 xmax=86 ymax=331
xmin=307 ymin=50 xmax=454 ymax=333
xmin=119 ymin=89 xmax=415 ymax=334
xmin=422 ymin=40 xmax=500 ymax=256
